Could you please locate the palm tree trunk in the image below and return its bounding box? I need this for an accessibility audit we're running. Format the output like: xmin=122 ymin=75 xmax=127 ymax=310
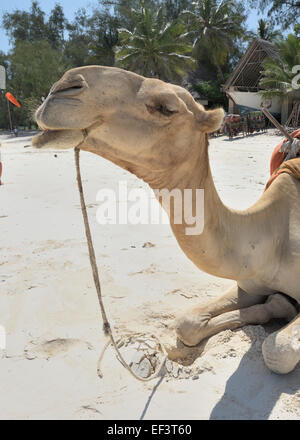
xmin=210 ymin=42 xmax=225 ymax=82
xmin=152 ymin=58 xmax=160 ymax=79
xmin=212 ymin=49 xmax=225 ymax=81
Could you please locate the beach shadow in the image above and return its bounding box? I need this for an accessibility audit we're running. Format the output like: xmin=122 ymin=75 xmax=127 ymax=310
xmin=139 ymin=376 xmax=164 ymax=420
xmin=210 ymin=324 xmax=300 ymax=420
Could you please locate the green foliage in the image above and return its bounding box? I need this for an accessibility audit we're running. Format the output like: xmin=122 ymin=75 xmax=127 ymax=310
xmin=259 ymin=32 xmax=300 ymax=98
xmin=193 ymin=78 xmax=228 ymax=109
xmin=248 ymin=0 xmax=300 ymax=30
xmin=0 ymin=51 xmax=8 ymax=70
xmin=160 ymin=0 xmax=191 ymax=20
xmin=2 ymin=1 xmax=66 ymax=49
xmin=11 ymin=42 xmax=62 ymax=96
xmin=86 ymin=11 xmax=120 ymax=66
xmin=64 ymin=8 xmax=91 ymax=67
xmin=256 ymin=19 xmax=281 ymax=41
xmin=47 ymin=4 xmax=66 ymax=49
xmin=9 ymin=40 xmax=66 ymax=99
xmin=245 ymin=18 xmax=281 ymax=43
xmin=0 ymin=0 xmax=298 ymax=127
xmin=180 ymin=0 xmax=247 ymax=80
xmin=3 ymin=40 xmax=67 ymax=127
xmin=116 ymin=5 xmax=195 ymax=82
xmin=103 ymin=0 xmax=157 ymax=30
xmin=63 ymin=7 xmax=120 ymax=68
xmin=294 ymin=23 xmax=300 ymax=37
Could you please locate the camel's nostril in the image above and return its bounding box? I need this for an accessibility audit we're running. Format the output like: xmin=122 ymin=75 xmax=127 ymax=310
xmin=50 ymin=75 xmax=87 ymax=96
xmin=51 ymin=85 xmax=84 ymax=96
xmin=59 ymin=85 xmax=83 ymax=92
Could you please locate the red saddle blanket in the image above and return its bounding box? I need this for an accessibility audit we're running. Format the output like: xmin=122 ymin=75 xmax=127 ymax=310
xmin=265 ymin=129 xmax=300 ymax=190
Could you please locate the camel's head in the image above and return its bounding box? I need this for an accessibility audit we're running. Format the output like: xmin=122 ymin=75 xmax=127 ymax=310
xmin=33 ymin=66 xmax=224 ymax=170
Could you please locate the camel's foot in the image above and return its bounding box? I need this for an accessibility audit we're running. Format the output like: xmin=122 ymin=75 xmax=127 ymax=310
xmin=262 ymin=325 xmax=300 ymax=374
xmin=175 ymin=306 xmax=212 ymax=346
xmin=164 ymin=338 xmax=205 ymax=364
xmin=262 ymin=309 xmax=300 ymax=374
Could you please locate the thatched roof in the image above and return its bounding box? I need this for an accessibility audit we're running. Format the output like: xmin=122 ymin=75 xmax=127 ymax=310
xmin=223 ymin=39 xmax=280 ymax=92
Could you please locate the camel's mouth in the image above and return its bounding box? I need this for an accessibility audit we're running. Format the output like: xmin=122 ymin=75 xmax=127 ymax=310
xmin=32 ymin=129 xmax=63 ymax=148
xmin=32 ymin=128 xmax=85 ymax=150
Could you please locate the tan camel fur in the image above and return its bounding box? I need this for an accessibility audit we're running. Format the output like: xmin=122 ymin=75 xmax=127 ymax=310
xmin=32 ymin=66 xmax=300 ymax=374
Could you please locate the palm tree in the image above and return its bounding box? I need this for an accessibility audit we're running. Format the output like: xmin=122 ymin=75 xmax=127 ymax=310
xmin=256 ymin=19 xmax=280 ymax=41
xmin=181 ymin=0 xmax=246 ymax=81
xmin=115 ymin=6 xmax=195 ymax=82
xmin=245 ymin=18 xmax=280 ymax=43
xmin=259 ymin=32 xmax=300 ymax=98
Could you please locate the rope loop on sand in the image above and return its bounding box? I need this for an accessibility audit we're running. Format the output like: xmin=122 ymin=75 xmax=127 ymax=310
xmin=74 ymin=147 xmax=167 ymax=382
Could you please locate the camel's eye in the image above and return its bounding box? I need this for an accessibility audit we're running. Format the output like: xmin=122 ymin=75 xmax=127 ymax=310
xmin=157 ymin=104 xmax=178 ymax=116
xmin=146 ymin=103 xmax=178 ymax=117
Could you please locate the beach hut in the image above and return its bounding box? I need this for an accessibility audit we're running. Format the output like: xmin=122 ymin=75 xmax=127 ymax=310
xmin=222 ymin=38 xmax=298 ymax=124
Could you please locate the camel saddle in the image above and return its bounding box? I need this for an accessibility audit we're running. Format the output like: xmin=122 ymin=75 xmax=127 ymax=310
xmin=265 ymin=129 xmax=300 ymax=190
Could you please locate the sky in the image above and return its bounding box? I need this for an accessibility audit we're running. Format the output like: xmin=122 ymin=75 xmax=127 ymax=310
xmin=0 ymin=0 xmax=268 ymax=53
xmin=0 ymin=0 xmax=99 ymax=52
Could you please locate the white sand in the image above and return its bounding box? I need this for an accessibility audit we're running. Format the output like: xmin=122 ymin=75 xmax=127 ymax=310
xmin=0 ymin=130 xmax=299 ymax=420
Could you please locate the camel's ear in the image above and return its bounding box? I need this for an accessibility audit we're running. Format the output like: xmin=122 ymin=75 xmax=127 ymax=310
xmin=196 ymin=108 xmax=225 ymax=133
xmin=168 ymin=86 xmax=224 ymax=132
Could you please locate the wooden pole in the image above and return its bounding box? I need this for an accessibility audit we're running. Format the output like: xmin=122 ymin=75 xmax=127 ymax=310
xmin=261 ymin=107 xmax=294 ymax=142
xmin=6 ymin=99 xmax=12 ymax=132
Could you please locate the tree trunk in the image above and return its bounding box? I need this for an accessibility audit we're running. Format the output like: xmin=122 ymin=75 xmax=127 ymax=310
xmin=208 ymin=35 xmax=225 ymax=81
xmin=211 ymin=47 xmax=224 ymax=81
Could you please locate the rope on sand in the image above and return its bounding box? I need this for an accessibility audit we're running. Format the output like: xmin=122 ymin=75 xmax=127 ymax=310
xmin=74 ymin=147 xmax=167 ymax=382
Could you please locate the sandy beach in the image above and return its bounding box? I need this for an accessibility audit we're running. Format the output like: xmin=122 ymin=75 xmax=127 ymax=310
xmin=0 ymin=129 xmax=299 ymax=420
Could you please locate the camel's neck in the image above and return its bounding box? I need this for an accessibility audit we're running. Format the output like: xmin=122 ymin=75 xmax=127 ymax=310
xmin=143 ymin=134 xmax=242 ymax=279
xmin=83 ymin=131 xmax=260 ymax=280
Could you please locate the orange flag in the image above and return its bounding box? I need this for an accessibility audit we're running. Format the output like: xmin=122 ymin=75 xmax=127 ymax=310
xmin=5 ymin=92 xmax=21 ymax=108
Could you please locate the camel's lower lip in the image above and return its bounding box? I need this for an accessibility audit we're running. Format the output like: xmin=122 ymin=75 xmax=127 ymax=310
xmin=31 ymin=127 xmax=85 ymax=149
xmin=32 ymin=129 xmax=57 ymax=148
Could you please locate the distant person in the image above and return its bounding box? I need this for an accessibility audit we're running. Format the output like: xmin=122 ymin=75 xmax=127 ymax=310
xmin=13 ymin=126 xmax=18 ymax=137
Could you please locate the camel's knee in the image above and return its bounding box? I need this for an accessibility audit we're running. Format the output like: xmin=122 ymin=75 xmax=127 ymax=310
xmin=262 ymin=327 xmax=300 ymax=374
xmin=175 ymin=308 xmax=211 ymax=346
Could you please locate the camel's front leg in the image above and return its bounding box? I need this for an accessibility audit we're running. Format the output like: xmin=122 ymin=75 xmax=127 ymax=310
xmin=175 ymin=285 xmax=297 ymax=346
xmin=262 ymin=313 xmax=300 ymax=374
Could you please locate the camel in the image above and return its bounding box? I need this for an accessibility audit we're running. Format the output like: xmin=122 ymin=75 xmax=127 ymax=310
xmin=32 ymin=66 xmax=300 ymax=375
